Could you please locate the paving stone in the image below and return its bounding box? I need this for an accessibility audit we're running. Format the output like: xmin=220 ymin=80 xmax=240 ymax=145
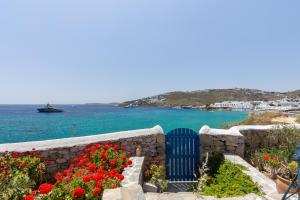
xmin=122 ymin=184 xmax=146 ymax=200
xmin=143 ymin=183 xmax=158 ymax=193
xmin=102 ymin=188 xmax=122 ymax=200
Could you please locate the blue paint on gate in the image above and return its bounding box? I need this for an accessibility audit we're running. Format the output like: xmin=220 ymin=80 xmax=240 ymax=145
xmin=165 ymin=128 xmax=200 ymax=181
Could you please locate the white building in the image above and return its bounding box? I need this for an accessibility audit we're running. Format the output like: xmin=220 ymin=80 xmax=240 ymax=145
xmin=210 ymin=101 xmax=254 ymax=110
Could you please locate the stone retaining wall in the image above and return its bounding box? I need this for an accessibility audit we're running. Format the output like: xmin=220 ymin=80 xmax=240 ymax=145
xmin=200 ymin=124 xmax=300 ymax=160
xmin=1 ymin=123 xmax=300 ymax=181
xmin=0 ymin=126 xmax=165 ymax=180
xmin=199 ymin=125 xmax=245 ymax=159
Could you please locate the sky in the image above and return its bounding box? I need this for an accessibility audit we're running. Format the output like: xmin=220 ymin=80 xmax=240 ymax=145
xmin=0 ymin=0 xmax=299 ymax=104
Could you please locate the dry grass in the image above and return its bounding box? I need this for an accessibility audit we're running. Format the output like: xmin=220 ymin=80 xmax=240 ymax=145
xmin=296 ymin=116 xmax=300 ymax=124
xmin=223 ymin=112 xmax=288 ymax=129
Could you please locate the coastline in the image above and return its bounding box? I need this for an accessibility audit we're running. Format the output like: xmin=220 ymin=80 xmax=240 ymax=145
xmin=0 ymin=105 xmax=248 ymax=144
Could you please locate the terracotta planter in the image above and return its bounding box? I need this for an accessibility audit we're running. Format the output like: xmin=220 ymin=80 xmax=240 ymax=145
xmin=276 ymin=175 xmax=299 ymax=194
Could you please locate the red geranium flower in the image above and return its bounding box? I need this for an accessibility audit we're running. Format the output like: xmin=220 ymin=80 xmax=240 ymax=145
xmin=122 ymin=156 xmax=127 ymax=162
xmin=92 ymin=173 xmax=103 ymax=181
xmin=73 ymin=186 xmax=86 ymax=198
xmin=121 ymin=146 xmax=126 ymax=152
xmin=85 ymin=148 xmax=92 ymax=153
xmin=24 ymin=194 xmax=35 ymax=200
xmin=38 ymin=183 xmax=54 ymax=194
xmin=83 ymin=176 xmax=91 ymax=183
xmin=98 ymin=167 xmax=103 ymax=173
xmin=118 ymin=174 xmax=124 ymax=181
xmin=69 ymin=164 xmax=75 ymax=169
xmin=96 ymin=180 xmax=102 ymax=187
xmin=93 ymin=187 xmax=102 ymax=196
xmin=127 ymin=160 xmax=133 ymax=166
xmin=113 ymin=144 xmax=119 ymax=150
xmin=55 ymin=172 xmax=63 ymax=180
xmin=262 ymin=154 xmax=271 ymax=161
xmin=109 ymin=161 xmax=116 ymax=167
xmin=101 ymin=152 xmax=107 ymax=160
xmin=89 ymin=163 xmax=96 ymax=172
xmin=272 ymin=156 xmax=279 ymax=161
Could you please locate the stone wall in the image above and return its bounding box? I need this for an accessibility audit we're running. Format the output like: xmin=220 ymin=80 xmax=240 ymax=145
xmin=2 ymin=123 xmax=300 ymax=181
xmin=0 ymin=126 xmax=165 ymax=180
xmin=199 ymin=124 xmax=300 ymax=160
xmin=237 ymin=125 xmax=300 ymax=159
xmin=199 ymin=125 xmax=245 ymax=159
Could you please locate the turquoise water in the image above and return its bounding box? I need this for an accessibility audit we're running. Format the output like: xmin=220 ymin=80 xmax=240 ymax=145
xmin=0 ymin=105 xmax=248 ymax=144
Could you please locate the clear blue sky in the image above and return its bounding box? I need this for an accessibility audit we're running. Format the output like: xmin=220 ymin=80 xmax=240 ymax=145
xmin=0 ymin=0 xmax=299 ymax=104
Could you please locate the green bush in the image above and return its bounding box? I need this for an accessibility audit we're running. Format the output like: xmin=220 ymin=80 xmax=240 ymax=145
xmin=267 ymin=126 xmax=300 ymax=162
xmin=206 ymin=152 xmax=224 ymax=176
xmin=201 ymin=161 xmax=262 ymax=198
xmin=144 ymin=163 xmax=168 ymax=192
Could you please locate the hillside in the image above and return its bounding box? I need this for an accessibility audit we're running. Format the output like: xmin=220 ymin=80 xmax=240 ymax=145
xmin=119 ymin=88 xmax=300 ymax=107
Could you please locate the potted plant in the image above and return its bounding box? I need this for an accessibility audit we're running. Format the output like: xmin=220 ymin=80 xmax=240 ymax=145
xmin=276 ymin=161 xmax=299 ymax=194
xmin=144 ymin=162 xmax=168 ymax=193
xmin=251 ymin=151 xmax=265 ymax=172
xmin=261 ymin=154 xmax=281 ymax=179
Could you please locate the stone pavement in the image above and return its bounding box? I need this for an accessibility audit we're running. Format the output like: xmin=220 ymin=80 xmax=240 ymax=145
xmin=145 ymin=193 xmax=265 ymax=200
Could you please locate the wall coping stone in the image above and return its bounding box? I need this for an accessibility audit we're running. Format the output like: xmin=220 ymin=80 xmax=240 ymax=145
xmin=103 ymin=157 xmax=146 ymax=200
xmin=199 ymin=125 xmax=243 ymax=136
xmin=0 ymin=125 xmax=164 ymax=152
xmin=121 ymin=157 xmax=144 ymax=187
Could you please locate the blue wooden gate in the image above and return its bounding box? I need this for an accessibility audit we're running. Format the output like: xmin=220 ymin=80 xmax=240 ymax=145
xmin=166 ymin=128 xmax=200 ymax=181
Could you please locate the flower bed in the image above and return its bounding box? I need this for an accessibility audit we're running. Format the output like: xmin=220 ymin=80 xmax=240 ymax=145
xmin=1 ymin=143 xmax=132 ymax=200
xmin=0 ymin=150 xmax=46 ymax=199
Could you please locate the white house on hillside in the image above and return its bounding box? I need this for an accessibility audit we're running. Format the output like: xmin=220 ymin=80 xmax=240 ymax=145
xmin=210 ymin=101 xmax=254 ymax=110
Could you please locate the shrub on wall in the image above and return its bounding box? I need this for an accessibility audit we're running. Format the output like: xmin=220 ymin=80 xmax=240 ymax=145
xmin=24 ymin=143 xmax=132 ymax=200
xmin=267 ymin=126 xmax=300 ymax=162
xmin=0 ymin=143 xmax=132 ymax=200
xmin=206 ymin=152 xmax=224 ymax=176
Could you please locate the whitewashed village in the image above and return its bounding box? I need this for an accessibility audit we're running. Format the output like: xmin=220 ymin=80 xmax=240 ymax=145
xmin=125 ymin=95 xmax=300 ymax=113
xmin=209 ymin=97 xmax=300 ymax=112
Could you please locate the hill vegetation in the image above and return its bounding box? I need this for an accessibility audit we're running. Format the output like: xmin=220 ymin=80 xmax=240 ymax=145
xmin=297 ymin=116 xmax=300 ymax=124
xmin=222 ymin=112 xmax=287 ymax=128
xmin=120 ymin=88 xmax=300 ymax=107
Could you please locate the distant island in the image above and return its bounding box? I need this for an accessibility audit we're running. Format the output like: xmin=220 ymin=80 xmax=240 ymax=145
xmin=119 ymin=88 xmax=300 ymax=112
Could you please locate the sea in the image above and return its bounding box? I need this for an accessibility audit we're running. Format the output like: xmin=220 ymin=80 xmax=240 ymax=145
xmin=0 ymin=104 xmax=248 ymax=144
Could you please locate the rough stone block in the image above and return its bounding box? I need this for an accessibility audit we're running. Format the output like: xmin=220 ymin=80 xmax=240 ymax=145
xmin=157 ymin=134 xmax=165 ymax=144
xmin=56 ymin=158 xmax=67 ymax=164
xmin=143 ymin=182 xmax=158 ymax=193
xmin=102 ymin=188 xmax=122 ymax=200
xmin=121 ymin=184 xmax=146 ymax=200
